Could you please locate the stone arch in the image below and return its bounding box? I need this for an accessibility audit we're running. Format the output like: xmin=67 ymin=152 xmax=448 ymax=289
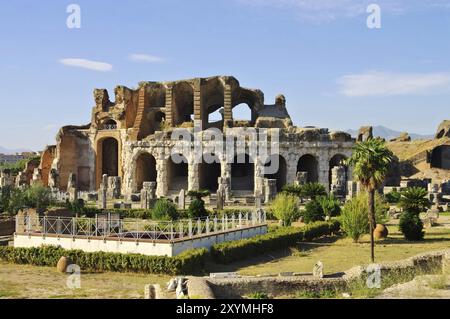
xmin=172 ymin=82 xmax=194 ymax=127
xmin=102 ymin=119 xmax=118 ymax=130
xmin=198 ymin=154 xmax=221 ymax=192
xmin=167 ymin=154 xmax=189 ymax=191
xmin=135 ymin=152 xmax=157 ymax=192
xmin=231 ymin=153 xmax=254 ymax=191
xmin=297 ymin=154 xmax=319 ymax=183
xmin=264 ymin=154 xmax=287 ymax=192
xmin=431 ymin=145 xmax=450 ymax=169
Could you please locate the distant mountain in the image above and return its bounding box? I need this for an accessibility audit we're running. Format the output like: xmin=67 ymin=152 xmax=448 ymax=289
xmin=0 ymin=146 xmax=33 ymax=155
xmin=345 ymin=126 xmax=434 ymax=141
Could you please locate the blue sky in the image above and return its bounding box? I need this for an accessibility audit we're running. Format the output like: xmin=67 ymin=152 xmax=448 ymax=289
xmin=1 ymin=0 xmax=450 ymax=151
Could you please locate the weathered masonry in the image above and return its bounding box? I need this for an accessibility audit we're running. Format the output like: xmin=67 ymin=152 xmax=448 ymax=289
xmin=44 ymin=76 xmax=355 ymax=199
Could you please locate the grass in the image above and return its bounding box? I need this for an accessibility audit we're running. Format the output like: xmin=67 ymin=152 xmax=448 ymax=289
xmin=206 ymin=221 xmax=450 ymax=277
xmin=0 ymin=262 xmax=171 ymax=299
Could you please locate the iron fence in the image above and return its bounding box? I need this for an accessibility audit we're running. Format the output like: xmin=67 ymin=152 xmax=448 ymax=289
xmin=15 ymin=211 xmax=267 ymax=242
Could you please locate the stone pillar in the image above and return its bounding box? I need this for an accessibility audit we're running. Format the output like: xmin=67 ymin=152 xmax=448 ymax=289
xmin=295 ymin=172 xmax=308 ymax=186
xmin=330 ymin=166 xmax=347 ymax=197
xmin=165 ymin=84 xmax=174 ymax=127
xmin=141 ymin=182 xmax=157 ymax=209
xmin=264 ymin=179 xmax=277 ymax=203
xmin=98 ymin=174 xmax=108 ymax=209
xmin=107 ymin=176 xmax=121 ymax=200
xmin=67 ymin=173 xmax=78 ymax=202
xmin=178 ymin=189 xmax=186 ymax=210
xmin=218 ymin=177 xmax=231 ymax=201
xmin=156 ymin=157 xmax=168 ymax=197
xmin=194 ymin=79 xmax=202 ymax=123
xmin=188 ymin=162 xmax=199 ymax=191
xmin=254 ymin=158 xmax=265 ymax=197
xmin=223 ymin=84 xmax=233 ymax=126
xmin=48 ymin=169 xmax=60 ymax=190
xmin=318 ymin=157 xmax=330 ymax=192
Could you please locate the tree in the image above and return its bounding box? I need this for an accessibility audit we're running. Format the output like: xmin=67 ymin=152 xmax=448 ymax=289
xmin=399 ymin=187 xmax=431 ymax=214
xmin=302 ymin=200 xmax=325 ymax=224
xmin=317 ymin=195 xmax=341 ymax=218
xmin=347 ymin=138 xmax=394 ymax=262
xmin=270 ymin=193 xmax=299 ymax=226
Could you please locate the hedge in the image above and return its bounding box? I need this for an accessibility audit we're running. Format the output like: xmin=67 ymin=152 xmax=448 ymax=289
xmin=210 ymin=220 xmax=341 ymax=264
xmin=0 ymin=245 xmax=208 ymax=275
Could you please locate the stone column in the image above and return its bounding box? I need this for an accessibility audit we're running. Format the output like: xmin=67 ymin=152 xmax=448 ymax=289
xmin=254 ymin=157 xmax=265 ymax=197
xmin=188 ymin=162 xmax=199 ymax=191
xmin=223 ymin=84 xmax=233 ymax=126
xmin=165 ymin=84 xmax=174 ymax=127
xmin=318 ymin=156 xmax=330 ymax=192
xmin=156 ymin=157 xmax=167 ymax=197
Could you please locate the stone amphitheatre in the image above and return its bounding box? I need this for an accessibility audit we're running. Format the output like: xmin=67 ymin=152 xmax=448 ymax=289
xmin=1 ymin=75 xmax=450 ymax=299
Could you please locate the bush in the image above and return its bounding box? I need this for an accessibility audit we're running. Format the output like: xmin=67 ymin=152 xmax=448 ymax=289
xmin=210 ymin=220 xmax=340 ymax=264
xmin=0 ymin=245 xmax=208 ymax=275
xmin=339 ymin=192 xmax=389 ymax=242
xmin=385 ymin=189 xmax=401 ymax=204
xmin=399 ymin=211 xmax=424 ymax=241
xmin=300 ymin=183 xmax=327 ymax=200
xmin=340 ymin=195 xmax=369 ymax=242
xmin=317 ymin=195 xmax=341 ymax=218
xmin=399 ymin=187 xmax=431 ymax=214
xmin=24 ymin=183 xmax=53 ymax=212
xmin=282 ymin=184 xmax=303 ymax=197
xmin=187 ymin=199 xmax=207 ymax=219
xmin=152 ymin=198 xmax=178 ymax=221
xmin=270 ymin=193 xmax=299 ymax=226
xmin=302 ymin=200 xmax=325 ymax=224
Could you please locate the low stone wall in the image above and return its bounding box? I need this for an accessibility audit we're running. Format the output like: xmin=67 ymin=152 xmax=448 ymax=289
xmin=14 ymin=225 xmax=267 ymax=257
xmin=201 ymin=249 xmax=450 ymax=299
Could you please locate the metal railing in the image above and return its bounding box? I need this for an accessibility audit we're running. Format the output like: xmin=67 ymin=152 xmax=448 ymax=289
xmin=15 ymin=211 xmax=267 ymax=242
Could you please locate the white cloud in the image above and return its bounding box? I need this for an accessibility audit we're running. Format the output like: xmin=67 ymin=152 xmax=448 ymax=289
xmin=236 ymin=0 xmax=449 ymax=22
xmin=59 ymin=58 xmax=113 ymax=72
xmin=129 ymin=53 xmax=166 ymax=63
xmin=338 ymin=71 xmax=450 ymax=97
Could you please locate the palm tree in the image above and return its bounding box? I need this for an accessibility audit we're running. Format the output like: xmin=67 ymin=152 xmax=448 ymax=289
xmin=399 ymin=187 xmax=431 ymax=214
xmin=347 ymin=138 xmax=394 ymax=262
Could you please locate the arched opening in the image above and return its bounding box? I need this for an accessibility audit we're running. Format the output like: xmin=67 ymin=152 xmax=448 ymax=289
xmin=199 ymin=154 xmax=221 ymax=192
xmin=297 ymin=154 xmax=318 ymax=183
xmin=101 ymin=138 xmax=119 ymax=177
xmin=172 ymin=83 xmax=194 ymax=127
xmin=102 ymin=119 xmax=117 ymax=130
xmin=264 ymin=154 xmax=287 ymax=192
xmin=207 ymin=107 xmax=224 ymax=130
xmin=431 ymin=145 xmax=450 ymax=169
xmin=168 ymin=154 xmax=189 ymax=191
xmin=232 ymin=103 xmax=252 ymax=126
xmin=231 ymin=154 xmax=254 ymax=191
xmin=135 ymin=153 xmax=157 ymax=192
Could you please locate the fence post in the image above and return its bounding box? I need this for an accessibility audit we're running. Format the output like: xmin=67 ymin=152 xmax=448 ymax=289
xmin=214 ymin=217 xmax=218 ymax=233
xmin=206 ymin=217 xmax=210 ymax=234
xmin=239 ymin=213 xmax=242 ymax=228
xmin=72 ymin=217 xmax=76 ymax=237
xmin=197 ymin=219 xmax=201 ymax=236
xmin=170 ymin=223 xmax=174 ymax=241
xmin=43 ymin=216 xmax=46 ymax=235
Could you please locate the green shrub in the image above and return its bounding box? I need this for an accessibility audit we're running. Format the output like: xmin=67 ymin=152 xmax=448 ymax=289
xmin=385 ymin=189 xmax=401 ymax=204
xmin=399 ymin=211 xmax=424 ymax=241
xmin=0 ymin=245 xmax=208 ymax=275
xmin=300 ymin=183 xmax=327 ymax=200
xmin=152 ymin=198 xmax=178 ymax=220
xmin=340 ymin=194 xmax=369 ymax=242
xmin=282 ymin=184 xmax=303 ymax=197
xmin=399 ymin=187 xmax=431 ymax=214
xmin=187 ymin=199 xmax=207 ymax=219
xmin=302 ymin=200 xmax=325 ymax=224
xmin=210 ymin=220 xmax=340 ymax=264
xmin=317 ymin=195 xmax=341 ymax=218
xmin=269 ymin=193 xmax=299 ymax=226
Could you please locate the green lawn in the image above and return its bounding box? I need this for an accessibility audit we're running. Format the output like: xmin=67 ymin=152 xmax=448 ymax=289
xmin=206 ymin=221 xmax=450 ymax=276
xmin=0 ymin=262 xmax=171 ymax=299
